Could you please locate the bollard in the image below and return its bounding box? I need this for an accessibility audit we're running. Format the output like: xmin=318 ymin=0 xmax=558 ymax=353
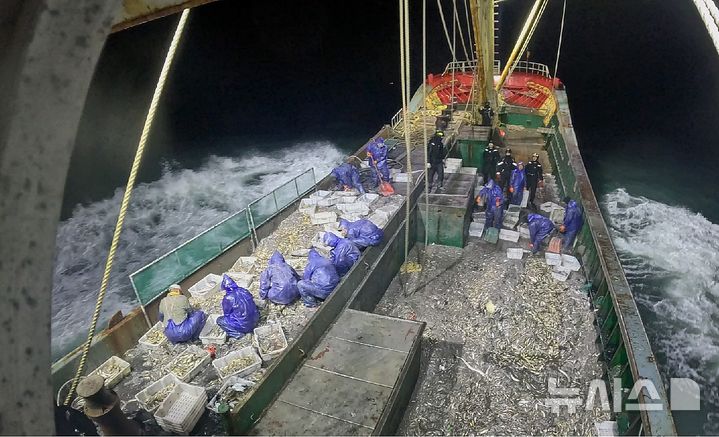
xmin=77 ymin=375 xmax=142 ymax=436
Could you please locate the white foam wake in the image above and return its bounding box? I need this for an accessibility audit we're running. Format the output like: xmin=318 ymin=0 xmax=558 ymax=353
xmin=603 ymin=188 xmax=719 ymax=432
xmin=52 ymin=141 xmax=345 ymax=358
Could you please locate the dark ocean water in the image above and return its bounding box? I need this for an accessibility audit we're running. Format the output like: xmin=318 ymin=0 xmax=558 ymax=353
xmin=56 ymin=1 xmax=718 ymax=434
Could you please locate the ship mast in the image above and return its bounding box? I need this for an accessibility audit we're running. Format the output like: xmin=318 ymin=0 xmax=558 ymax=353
xmin=468 ymin=0 xmax=497 ymax=123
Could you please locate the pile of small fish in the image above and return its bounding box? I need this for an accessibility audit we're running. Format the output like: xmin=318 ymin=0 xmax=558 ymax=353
xmin=96 ymin=361 xmax=122 ymax=380
xmin=220 ymin=356 xmax=256 ymax=378
xmin=214 ymin=380 xmax=254 ymax=411
xmin=169 ymin=349 xmax=207 ymax=381
xmin=205 ymin=324 xmax=225 ymax=339
xmin=144 ymin=383 xmax=176 ymax=411
xmin=144 ymin=327 xmax=166 ymax=345
xmin=257 ymin=329 xmax=285 ymax=355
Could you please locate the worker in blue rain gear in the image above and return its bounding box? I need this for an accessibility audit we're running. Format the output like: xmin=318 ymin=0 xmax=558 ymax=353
xmin=476 ymin=179 xmax=503 ymax=210
xmin=159 ymin=284 xmax=207 ymax=343
xmin=331 ymin=162 xmax=365 ymax=194
xmin=323 ymin=232 xmax=361 ymax=276
xmin=259 ymin=251 xmax=301 ymax=305
xmin=560 ymin=197 xmax=584 ymax=252
xmin=297 ymin=249 xmax=340 ymax=307
xmin=217 ymin=275 xmax=259 ymax=338
xmin=495 ymin=148 xmax=516 ymax=194
xmin=427 ymin=130 xmax=446 ymax=192
xmin=508 ymin=162 xmax=526 ymax=206
xmin=367 ymin=137 xmax=391 ymax=186
xmin=484 ymin=196 xmax=505 ymax=230
xmin=527 ymin=213 xmax=556 ymax=254
xmin=338 ymin=218 xmax=384 ymax=249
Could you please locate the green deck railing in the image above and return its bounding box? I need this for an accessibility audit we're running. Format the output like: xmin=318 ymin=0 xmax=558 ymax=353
xmin=129 ymin=168 xmax=316 ymax=307
xmin=503 ymin=94 xmax=676 ymax=435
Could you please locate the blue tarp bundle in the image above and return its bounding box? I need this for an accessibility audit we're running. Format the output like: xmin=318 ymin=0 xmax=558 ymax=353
xmin=217 ymin=275 xmax=260 ymax=338
xmin=297 ymin=249 xmax=340 ymax=307
xmin=259 ymin=251 xmax=301 ymax=305
xmin=323 ymin=232 xmax=361 ymax=276
xmin=338 ymin=218 xmax=384 ymax=249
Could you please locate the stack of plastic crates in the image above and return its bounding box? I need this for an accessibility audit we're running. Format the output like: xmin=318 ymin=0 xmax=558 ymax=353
xmin=154 ymin=382 xmax=207 ymax=434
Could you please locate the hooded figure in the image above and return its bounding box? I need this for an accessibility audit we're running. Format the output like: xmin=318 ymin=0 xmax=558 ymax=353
xmin=331 ymin=162 xmax=365 ymax=194
xmin=509 ymin=162 xmax=526 ymax=205
xmin=561 ymin=199 xmax=584 ymax=251
xmin=495 ymin=149 xmax=516 ymax=192
xmin=159 ymin=284 xmax=207 ymax=344
xmin=427 ymin=131 xmax=446 ymax=191
xmin=367 ymin=137 xmax=391 ymax=186
xmin=259 ymin=251 xmax=301 ymax=305
xmin=479 ymin=180 xmax=505 ymax=230
xmin=323 ymin=232 xmax=361 ymax=276
xmin=338 ymin=218 xmax=384 ymax=249
xmin=480 ymin=101 xmax=494 ymax=126
xmin=297 ymin=249 xmax=340 ymax=307
xmin=216 ymin=275 xmax=260 ymax=338
xmin=528 ymin=213 xmax=555 ymax=253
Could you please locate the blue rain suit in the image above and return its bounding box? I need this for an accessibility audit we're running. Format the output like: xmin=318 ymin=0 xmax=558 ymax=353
xmin=367 ymin=137 xmax=391 ymax=185
xmin=162 ymin=305 xmax=207 ymax=344
xmin=217 ymin=275 xmax=260 ymax=338
xmin=509 ymin=167 xmax=526 ymax=205
xmin=480 ymin=180 xmax=505 ymax=229
xmin=259 ymin=251 xmax=301 ymax=305
xmin=297 ymin=249 xmax=340 ymax=307
xmin=339 ymin=219 xmax=384 ymax=249
xmin=528 ymin=213 xmax=555 ymax=253
xmin=562 ymin=200 xmax=584 ymax=251
xmin=331 ymin=163 xmax=365 ymax=194
xmin=323 ymin=232 xmax=361 ymax=276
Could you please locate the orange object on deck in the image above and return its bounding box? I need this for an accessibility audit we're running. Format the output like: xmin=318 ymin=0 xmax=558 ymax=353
xmin=548 ymin=237 xmax=562 ymax=253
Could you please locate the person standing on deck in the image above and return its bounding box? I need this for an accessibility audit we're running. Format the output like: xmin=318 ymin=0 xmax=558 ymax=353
xmin=496 ymin=148 xmax=516 ymax=196
xmin=484 ymin=194 xmax=505 ymax=231
xmin=158 ymin=284 xmax=206 ymax=343
xmin=524 ymin=153 xmax=544 ymax=209
xmin=527 ymin=213 xmax=555 ymax=254
xmin=560 ymin=197 xmax=584 ymax=252
xmin=509 ymin=162 xmax=526 ymax=205
xmin=482 ymin=142 xmax=500 ymax=184
xmin=480 ymin=101 xmax=494 ymax=126
xmin=427 ymin=130 xmax=447 ymax=192
xmin=367 ymin=137 xmax=391 ymax=187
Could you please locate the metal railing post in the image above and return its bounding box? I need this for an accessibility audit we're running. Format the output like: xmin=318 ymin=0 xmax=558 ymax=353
xmin=272 ymin=191 xmax=279 ymax=212
xmin=245 ymin=209 xmax=256 ymax=250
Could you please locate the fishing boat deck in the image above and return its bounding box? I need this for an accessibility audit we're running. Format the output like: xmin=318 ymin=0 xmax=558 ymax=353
xmin=374 ymin=178 xmax=612 ymax=435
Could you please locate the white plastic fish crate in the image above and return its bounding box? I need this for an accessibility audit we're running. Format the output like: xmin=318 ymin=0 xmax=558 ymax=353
xmin=310 ymin=211 xmax=337 ymax=225
xmin=253 ymin=323 xmax=289 ymax=362
xmin=154 ymin=382 xmax=207 ymax=435
xmin=207 ymin=376 xmax=255 ymax=414
xmin=166 ymin=346 xmax=211 ymax=382
xmin=299 ymin=199 xmax=316 ymax=215
xmin=286 ymin=258 xmax=306 ymax=272
xmin=310 ymin=190 xmax=331 ymax=199
xmin=333 ymin=189 xmax=359 ymax=197
xmin=499 ymin=229 xmax=520 ymax=243
xmin=469 ymin=222 xmax=484 ymax=237
xmin=231 ymin=256 xmax=257 ymax=273
xmin=199 ymin=314 xmax=226 ymax=346
xmin=212 ymin=346 xmax=261 ymax=380
xmin=459 ymin=167 xmax=477 ymax=175
xmin=507 ymin=248 xmax=524 ymax=260
xmin=550 ymin=207 xmax=565 ymax=224
xmin=552 ymin=268 xmax=570 ymax=282
xmin=317 ymin=197 xmax=338 ymax=207
xmin=561 ymin=254 xmax=581 ymax=272
xmin=336 ymin=203 xmax=370 ymax=214
xmin=88 ymin=356 xmax=131 ymax=389
xmin=518 ymin=224 xmax=530 ymax=239
xmin=545 ymin=252 xmax=562 ymax=266
xmin=138 ymin=321 xmax=168 ymax=350
xmin=445 ymin=158 xmax=463 ymax=166
xmin=223 ymin=271 xmax=254 ymax=289
xmin=357 ymin=193 xmax=379 ymax=205
xmin=188 ymin=273 xmax=222 ymax=299
xmin=135 ymin=374 xmax=182 ymax=412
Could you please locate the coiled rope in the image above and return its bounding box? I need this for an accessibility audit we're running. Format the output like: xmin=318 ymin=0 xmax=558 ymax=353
xmin=63 ymin=8 xmax=191 ymax=406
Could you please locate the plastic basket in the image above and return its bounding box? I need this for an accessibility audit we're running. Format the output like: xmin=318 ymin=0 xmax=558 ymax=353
xmin=310 ymin=190 xmax=331 ymax=199
xmin=212 ymin=346 xmax=261 ymax=380
xmin=188 ymin=273 xmax=222 ymax=299
xmin=231 ymin=256 xmax=257 ymax=273
xmin=499 ymin=229 xmax=520 ymax=243
xmin=545 ymin=252 xmax=562 ymax=266
xmin=357 ymin=193 xmax=379 ymax=205
xmin=207 ymin=376 xmax=255 ymax=413
xmin=166 ymin=346 xmax=211 ymax=382
xmin=88 ymin=356 xmax=131 ymax=389
xmin=253 ymin=323 xmax=288 ymax=362
xmin=223 ymin=271 xmax=254 ymax=289
xmin=561 ymin=254 xmax=581 ymax=272
xmin=135 ymin=374 xmax=181 ymax=412
xmin=199 ymin=314 xmax=226 ymax=346
xmin=138 ymin=321 xmax=168 ymax=350
xmin=507 ymin=248 xmax=524 ymax=260
xmin=154 ymin=383 xmax=207 ymax=435
xmin=336 ymin=203 xmax=370 ymax=214
xmin=469 ymin=222 xmax=484 ymax=237
xmin=310 ymin=211 xmax=337 ymax=225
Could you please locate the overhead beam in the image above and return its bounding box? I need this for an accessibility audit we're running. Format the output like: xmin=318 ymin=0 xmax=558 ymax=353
xmin=111 ymin=0 xmax=219 ymax=33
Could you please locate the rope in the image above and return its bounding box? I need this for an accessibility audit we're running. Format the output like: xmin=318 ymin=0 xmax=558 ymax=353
xmin=704 ymin=0 xmax=719 ymax=25
xmin=453 ymin=0 xmax=470 ymax=60
xmin=423 ymin=0 xmax=430 ymax=247
xmin=436 ymin=0 xmax=457 ymax=59
xmin=506 ymin=0 xmax=548 ymax=82
xmin=553 ymin=0 xmax=567 ymax=80
xmin=462 ymin=0 xmax=474 ymax=56
xmin=399 ymin=0 xmax=413 ymax=261
xmin=63 ymin=8 xmax=191 ymax=406
xmin=451 ymin=0 xmax=457 ymax=106
xmin=692 ymin=0 xmax=719 ymax=56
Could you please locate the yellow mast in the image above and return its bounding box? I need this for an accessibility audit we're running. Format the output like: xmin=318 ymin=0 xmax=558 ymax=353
xmin=469 ymin=0 xmax=496 ymax=121
xmin=495 ymin=0 xmax=544 ymax=91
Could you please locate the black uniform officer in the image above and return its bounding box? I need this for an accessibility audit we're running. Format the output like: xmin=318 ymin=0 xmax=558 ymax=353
xmin=495 ymin=148 xmax=516 ymax=194
xmin=524 ymin=153 xmax=544 ymax=208
xmin=482 ymin=142 xmax=500 ymax=184
xmin=480 ymin=101 xmax=494 ymax=126
xmin=427 ymin=130 xmax=446 ymax=192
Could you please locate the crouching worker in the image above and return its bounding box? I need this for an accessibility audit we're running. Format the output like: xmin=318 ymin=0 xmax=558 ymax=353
xmin=259 ymin=251 xmax=301 ymax=305
xmin=297 ymin=249 xmax=340 ymax=307
xmin=217 ymin=275 xmax=259 ymax=338
xmin=527 ymin=213 xmax=555 ymax=254
xmin=331 ymin=162 xmax=365 ymax=194
xmin=338 ymin=218 xmax=384 ymax=249
xmin=323 ymin=232 xmax=361 ymax=276
xmin=560 ymin=197 xmax=583 ymax=252
xmin=159 ymin=284 xmax=206 ymax=343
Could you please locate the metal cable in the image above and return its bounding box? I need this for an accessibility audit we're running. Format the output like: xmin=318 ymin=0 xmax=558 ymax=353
xmin=423 ymin=0 xmax=430 ymax=247
xmin=63 ymin=9 xmax=191 ymax=405
xmin=399 ymin=0 xmax=413 ymax=261
xmin=436 ymin=0 xmax=457 ymax=59
xmin=692 ymin=0 xmax=719 ymax=56
xmin=453 ymin=0 xmax=470 ymax=60
xmin=553 ymin=0 xmax=567 ymax=80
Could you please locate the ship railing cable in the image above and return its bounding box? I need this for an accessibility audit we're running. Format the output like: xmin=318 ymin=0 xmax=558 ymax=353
xmin=63 ymin=8 xmax=191 ymax=406
xmin=462 ymin=0 xmax=474 ymax=57
xmin=436 ymin=0 xmax=457 ymax=60
xmin=453 ymin=0 xmax=470 ymax=60
xmin=553 ymin=0 xmax=567 ymax=81
xmin=691 ymin=0 xmax=719 ymax=56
